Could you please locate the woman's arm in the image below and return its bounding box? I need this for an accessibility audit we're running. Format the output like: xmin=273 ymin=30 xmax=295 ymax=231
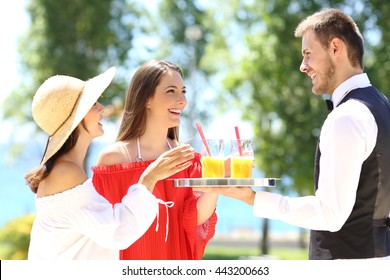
xmin=196 ymin=192 xmax=219 ymax=225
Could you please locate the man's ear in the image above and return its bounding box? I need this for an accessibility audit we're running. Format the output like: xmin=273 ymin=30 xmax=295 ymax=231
xmin=330 ymin=37 xmax=343 ymax=56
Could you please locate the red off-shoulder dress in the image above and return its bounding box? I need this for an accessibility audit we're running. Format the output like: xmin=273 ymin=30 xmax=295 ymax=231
xmin=91 ymin=152 xmax=217 ymax=260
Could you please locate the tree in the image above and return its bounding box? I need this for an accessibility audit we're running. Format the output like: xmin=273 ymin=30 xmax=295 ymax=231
xmin=359 ymin=0 xmax=390 ymax=96
xmin=1 ymin=0 xmax=153 ymax=170
xmin=3 ymin=0 xmax=146 ymax=124
xmin=156 ymin=0 xmax=215 ymax=144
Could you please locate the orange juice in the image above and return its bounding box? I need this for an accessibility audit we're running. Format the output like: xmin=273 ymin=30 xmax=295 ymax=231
xmin=231 ymin=157 xmax=253 ymax=178
xmin=201 ymin=156 xmax=225 ymax=178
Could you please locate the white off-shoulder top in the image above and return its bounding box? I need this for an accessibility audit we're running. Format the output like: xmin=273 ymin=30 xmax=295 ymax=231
xmin=28 ymin=179 xmax=158 ymax=260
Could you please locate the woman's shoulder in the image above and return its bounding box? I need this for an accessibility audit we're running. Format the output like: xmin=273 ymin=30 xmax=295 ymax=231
xmin=95 ymin=141 xmax=130 ymax=166
xmin=38 ymin=161 xmax=87 ymax=197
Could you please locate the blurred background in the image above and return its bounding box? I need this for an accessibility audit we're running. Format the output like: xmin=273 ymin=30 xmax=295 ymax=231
xmin=1 ymin=0 xmax=390 ymax=260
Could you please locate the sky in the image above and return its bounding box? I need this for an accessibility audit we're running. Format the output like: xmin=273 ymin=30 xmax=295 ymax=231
xmin=0 ymin=0 xmax=29 ymax=104
xmin=0 ymin=1 xmax=30 ymax=146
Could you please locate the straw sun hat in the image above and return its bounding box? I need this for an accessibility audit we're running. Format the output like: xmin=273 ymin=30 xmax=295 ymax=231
xmin=32 ymin=67 xmax=116 ymax=165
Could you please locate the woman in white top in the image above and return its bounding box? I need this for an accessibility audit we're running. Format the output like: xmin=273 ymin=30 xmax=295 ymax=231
xmin=25 ymin=67 xmax=195 ymax=260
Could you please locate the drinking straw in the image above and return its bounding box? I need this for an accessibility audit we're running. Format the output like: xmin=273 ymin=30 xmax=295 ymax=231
xmin=234 ymin=126 xmax=243 ymax=156
xmin=195 ymin=122 xmax=211 ymax=156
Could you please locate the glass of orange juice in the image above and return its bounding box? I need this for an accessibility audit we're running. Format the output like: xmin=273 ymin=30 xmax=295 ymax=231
xmin=201 ymin=139 xmax=225 ymax=178
xmin=230 ymin=139 xmax=254 ymax=178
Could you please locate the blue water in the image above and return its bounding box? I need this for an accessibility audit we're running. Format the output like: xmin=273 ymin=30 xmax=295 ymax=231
xmin=0 ymin=139 xmax=299 ymax=235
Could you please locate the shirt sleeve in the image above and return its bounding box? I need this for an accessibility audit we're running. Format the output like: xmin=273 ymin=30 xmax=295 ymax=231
xmin=74 ymin=182 xmax=158 ymax=250
xmin=254 ymin=100 xmax=377 ymax=231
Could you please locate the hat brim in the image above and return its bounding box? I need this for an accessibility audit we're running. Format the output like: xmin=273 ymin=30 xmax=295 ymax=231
xmin=40 ymin=67 xmax=116 ymax=165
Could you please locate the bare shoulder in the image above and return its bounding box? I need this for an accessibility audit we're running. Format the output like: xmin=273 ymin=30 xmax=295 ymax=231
xmin=95 ymin=141 xmax=130 ymax=166
xmin=38 ymin=161 xmax=87 ymax=197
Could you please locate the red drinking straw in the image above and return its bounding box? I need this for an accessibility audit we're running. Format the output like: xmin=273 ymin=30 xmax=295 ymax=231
xmin=195 ymin=122 xmax=211 ymax=156
xmin=234 ymin=126 xmax=243 ymax=156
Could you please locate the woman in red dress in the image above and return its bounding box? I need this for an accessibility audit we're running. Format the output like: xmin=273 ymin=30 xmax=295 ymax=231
xmin=92 ymin=60 xmax=218 ymax=260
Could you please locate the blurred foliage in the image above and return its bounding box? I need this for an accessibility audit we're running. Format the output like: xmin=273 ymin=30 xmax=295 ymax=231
xmin=360 ymin=0 xmax=390 ymax=94
xmin=157 ymin=0 xmax=215 ymax=142
xmin=2 ymin=0 xmax=144 ymax=123
xmin=0 ymin=214 xmax=34 ymax=260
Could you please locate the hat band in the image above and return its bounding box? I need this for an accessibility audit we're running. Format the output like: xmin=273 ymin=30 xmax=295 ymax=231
xmin=40 ymin=137 xmax=51 ymax=164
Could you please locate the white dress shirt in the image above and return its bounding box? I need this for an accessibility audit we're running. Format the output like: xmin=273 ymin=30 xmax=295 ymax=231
xmin=253 ymin=73 xmax=378 ymax=231
xmin=28 ymin=179 xmax=158 ymax=260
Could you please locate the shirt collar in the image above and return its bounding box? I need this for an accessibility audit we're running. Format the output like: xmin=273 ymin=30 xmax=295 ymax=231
xmin=332 ymin=73 xmax=371 ymax=107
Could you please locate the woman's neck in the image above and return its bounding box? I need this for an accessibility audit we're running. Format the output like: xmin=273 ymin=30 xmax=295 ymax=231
xmin=135 ymin=129 xmax=173 ymax=161
xmin=141 ymin=124 xmax=171 ymax=149
xmin=60 ymin=136 xmax=91 ymax=167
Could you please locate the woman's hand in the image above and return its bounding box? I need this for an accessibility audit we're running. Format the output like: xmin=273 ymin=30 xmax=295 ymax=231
xmin=139 ymin=145 xmax=195 ymax=192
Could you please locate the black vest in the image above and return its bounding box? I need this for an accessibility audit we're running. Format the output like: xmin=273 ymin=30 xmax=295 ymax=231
xmin=310 ymin=87 xmax=390 ymax=259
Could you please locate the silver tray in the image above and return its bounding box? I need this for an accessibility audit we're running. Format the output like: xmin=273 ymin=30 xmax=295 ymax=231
xmin=172 ymin=178 xmax=278 ymax=187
